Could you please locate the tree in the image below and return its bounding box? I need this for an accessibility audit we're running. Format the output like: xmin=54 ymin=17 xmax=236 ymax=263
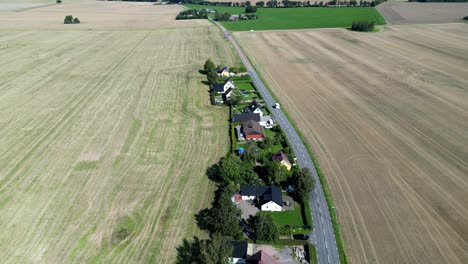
xmin=64 ymin=15 xmax=80 ymax=24
xmin=265 ymin=160 xmax=290 ymax=185
xmin=199 ymin=234 xmax=234 ymax=264
xmin=248 ymin=212 xmax=279 ymax=242
xmin=245 ymin=6 xmax=257 ymax=13
xmin=292 ymin=168 xmax=315 ymax=203
xmin=218 ymin=154 xmax=244 ymax=184
xmin=228 ymin=89 xmax=243 ymax=106
xmin=209 ymin=190 xmax=243 ymax=239
xmin=207 ymin=70 xmax=219 ymax=85
xmin=256 ymin=1 xmax=265 ymax=7
xmin=243 ymin=141 xmax=258 ymax=162
xmin=204 ymin=59 xmax=216 ymax=73
xmin=351 ymin=20 xmax=375 ymax=32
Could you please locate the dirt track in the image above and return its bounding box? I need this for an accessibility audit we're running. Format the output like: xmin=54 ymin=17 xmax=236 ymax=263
xmin=377 ymin=1 xmax=468 ymax=24
xmin=0 ymin=2 xmax=237 ymax=263
xmin=236 ymin=24 xmax=468 ymax=264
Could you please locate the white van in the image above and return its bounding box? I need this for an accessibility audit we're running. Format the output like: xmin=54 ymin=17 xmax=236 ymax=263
xmin=275 ymin=103 xmax=280 ymax=109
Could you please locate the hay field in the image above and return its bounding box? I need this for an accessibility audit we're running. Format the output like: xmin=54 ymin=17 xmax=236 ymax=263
xmin=236 ymin=24 xmax=468 ymax=264
xmin=0 ymin=2 xmax=238 ymax=263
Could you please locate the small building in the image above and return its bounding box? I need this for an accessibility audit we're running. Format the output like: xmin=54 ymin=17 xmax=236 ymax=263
xmin=232 ymin=113 xmax=261 ymax=123
xmin=230 ymin=241 xmax=248 ymax=264
xmin=259 ymin=115 xmax=274 ymax=128
xmin=213 ymin=78 xmax=235 ymax=94
xmin=243 ymin=100 xmax=263 ymax=116
xmin=272 ymin=151 xmax=292 ymax=171
xmin=242 ymin=120 xmax=264 ymax=141
xmin=246 ymin=250 xmax=277 ymax=264
xmin=236 ymin=125 xmax=246 ymax=141
xmin=217 ymin=66 xmax=231 ymax=77
xmin=240 ymin=184 xmax=283 ymax=212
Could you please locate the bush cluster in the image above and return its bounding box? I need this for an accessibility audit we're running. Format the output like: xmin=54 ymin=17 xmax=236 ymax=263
xmin=176 ymin=9 xmax=208 ymax=19
xmin=351 ymin=20 xmax=375 ymax=31
xmin=64 ymin=15 xmax=80 ymax=24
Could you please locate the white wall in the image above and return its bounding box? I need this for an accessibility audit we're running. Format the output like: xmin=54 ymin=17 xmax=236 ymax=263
xmin=261 ymin=201 xmax=282 ymax=212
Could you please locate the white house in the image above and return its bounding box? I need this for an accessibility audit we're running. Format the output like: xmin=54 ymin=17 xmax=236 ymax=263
xmin=259 ymin=115 xmax=274 ymax=128
xmin=244 ymin=100 xmax=263 ymax=116
xmin=240 ymin=184 xmax=283 ymax=212
xmin=213 ymin=78 xmax=235 ymax=94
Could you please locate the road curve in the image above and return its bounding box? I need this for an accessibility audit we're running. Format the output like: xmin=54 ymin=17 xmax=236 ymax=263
xmin=210 ymin=19 xmax=341 ymax=264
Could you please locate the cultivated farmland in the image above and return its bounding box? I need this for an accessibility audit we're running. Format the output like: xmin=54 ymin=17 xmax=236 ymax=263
xmin=377 ymin=1 xmax=468 ymax=24
xmin=0 ymin=2 xmax=238 ymax=263
xmin=236 ymin=24 xmax=468 ymax=264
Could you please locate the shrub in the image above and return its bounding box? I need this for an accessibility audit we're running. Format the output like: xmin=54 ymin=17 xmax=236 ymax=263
xmin=351 ymin=20 xmax=375 ymax=32
xmin=64 ymin=15 xmax=80 ymax=24
xmin=245 ymin=6 xmax=257 ymax=13
xmin=463 ymin=16 xmax=468 ymax=20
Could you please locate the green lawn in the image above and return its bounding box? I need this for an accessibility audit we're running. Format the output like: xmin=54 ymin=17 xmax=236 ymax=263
xmin=184 ymin=5 xmax=386 ymax=31
xmin=267 ymin=205 xmax=303 ymax=227
xmin=236 ymin=81 xmax=256 ymax=91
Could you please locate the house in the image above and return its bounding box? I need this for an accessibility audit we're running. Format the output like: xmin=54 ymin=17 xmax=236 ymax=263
xmin=230 ymin=241 xmax=248 ymax=264
xmin=242 ymin=120 xmax=264 ymax=141
xmin=244 ymin=100 xmax=263 ymax=116
xmin=213 ymin=78 xmax=235 ymax=94
xmin=240 ymin=184 xmax=283 ymax=212
xmin=272 ymin=151 xmax=292 ymax=171
xmin=232 ymin=112 xmax=261 ymax=123
xmin=246 ymin=250 xmax=277 ymax=264
xmin=217 ymin=66 xmax=230 ymax=77
xmin=225 ymin=87 xmax=234 ymax=101
xmin=259 ymin=115 xmax=274 ymax=128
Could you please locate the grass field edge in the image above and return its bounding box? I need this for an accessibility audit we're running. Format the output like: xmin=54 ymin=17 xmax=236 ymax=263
xmin=233 ymin=34 xmax=348 ymax=264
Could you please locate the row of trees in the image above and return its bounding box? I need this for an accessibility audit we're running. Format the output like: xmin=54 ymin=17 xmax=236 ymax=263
xmin=175 ymin=9 xmax=208 ymax=19
xmin=214 ymin=12 xmax=232 ymax=21
xmin=351 ymin=20 xmax=375 ymax=31
xmin=175 ymin=0 xmax=385 ymax=7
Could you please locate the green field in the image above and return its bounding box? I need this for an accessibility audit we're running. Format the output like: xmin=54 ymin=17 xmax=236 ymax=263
xmin=184 ymin=5 xmax=386 ymax=31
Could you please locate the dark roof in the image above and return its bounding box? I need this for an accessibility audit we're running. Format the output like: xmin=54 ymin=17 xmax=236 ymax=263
xmin=242 ymin=120 xmax=264 ymax=136
xmin=272 ymin=151 xmax=291 ymax=164
xmin=261 ymin=184 xmax=283 ymax=206
xmin=241 ymin=185 xmax=270 ymax=196
xmin=244 ymin=100 xmax=262 ymax=113
xmin=232 ymin=113 xmax=261 ymax=123
xmin=231 ymin=241 xmax=248 ymax=259
xmin=241 ymin=184 xmax=283 ymax=206
xmin=247 ymin=250 xmax=278 ymax=264
xmin=217 ymin=66 xmax=229 ymax=73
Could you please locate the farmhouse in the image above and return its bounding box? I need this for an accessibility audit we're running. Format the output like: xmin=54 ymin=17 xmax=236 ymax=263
xmin=230 ymin=241 xmax=248 ymax=264
xmin=244 ymin=100 xmax=263 ymax=116
xmin=232 ymin=112 xmax=261 ymax=123
xmin=242 ymin=120 xmax=264 ymax=141
xmin=217 ymin=66 xmax=230 ymax=77
xmin=240 ymin=184 xmax=283 ymax=212
xmin=213 ymin=78 xmax=235 ymax=94
xmin=272 ymin=151 xmax=292 ymax=170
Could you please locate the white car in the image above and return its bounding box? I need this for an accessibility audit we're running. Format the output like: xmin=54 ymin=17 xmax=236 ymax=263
xmin=275 ymin=103 xmax=280 ymax=109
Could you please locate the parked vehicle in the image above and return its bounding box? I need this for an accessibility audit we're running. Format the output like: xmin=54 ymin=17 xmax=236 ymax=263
xmin=275 ymin=103 xmax=280 ymax=109
xmin=293 ymin=234 xmax=310 ymax=240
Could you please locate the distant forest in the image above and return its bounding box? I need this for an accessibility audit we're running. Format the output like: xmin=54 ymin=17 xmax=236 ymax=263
xmin=408 ymin=0 xmax=467 ymax=2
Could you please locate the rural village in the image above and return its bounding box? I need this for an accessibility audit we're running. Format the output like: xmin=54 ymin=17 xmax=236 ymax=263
xmin=0 ymin=0 xmax=466 ymax=264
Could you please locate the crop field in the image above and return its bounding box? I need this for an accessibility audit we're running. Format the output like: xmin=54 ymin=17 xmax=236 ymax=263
xmin=185 ymin=4 xmax=386 ymax=31
xmin=377 ymin=1 xmax=468 ymax=24
xmin=236 ymin=24 xmax=468 ymax=264
xmin=0 ymin=2 xmax=238 ymax=263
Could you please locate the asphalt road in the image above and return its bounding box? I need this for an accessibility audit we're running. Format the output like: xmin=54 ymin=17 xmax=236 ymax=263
xmin=210 ymin=19 xmax=341 ymax=264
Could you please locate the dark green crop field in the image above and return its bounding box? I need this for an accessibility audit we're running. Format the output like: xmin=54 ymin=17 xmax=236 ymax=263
xmin=184 ymin=4 xmax=386 ymax=31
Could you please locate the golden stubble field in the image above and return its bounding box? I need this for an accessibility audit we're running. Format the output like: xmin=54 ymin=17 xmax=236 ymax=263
xmin=236 ymin=24 xmax=468 ymax=264
xmin=0 ymin=2 xmax=238 ymax=263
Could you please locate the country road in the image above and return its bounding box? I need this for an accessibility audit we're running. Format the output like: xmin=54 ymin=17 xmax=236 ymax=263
xmin=210 ymin=19 xmax=341 ymax=264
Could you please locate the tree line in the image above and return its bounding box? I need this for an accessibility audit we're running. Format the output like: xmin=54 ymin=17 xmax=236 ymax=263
xmin=169 ymin=0 xmax=386 ymax=7
xmin=176 ymin=9 xmax=208 ymax=19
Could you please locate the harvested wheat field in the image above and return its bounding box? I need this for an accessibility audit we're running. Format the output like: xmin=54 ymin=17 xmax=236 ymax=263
xmin=236 ymin=24 xmax=468 ymax=264
xmin=0 ymin=2 xmax=237 ymax=263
